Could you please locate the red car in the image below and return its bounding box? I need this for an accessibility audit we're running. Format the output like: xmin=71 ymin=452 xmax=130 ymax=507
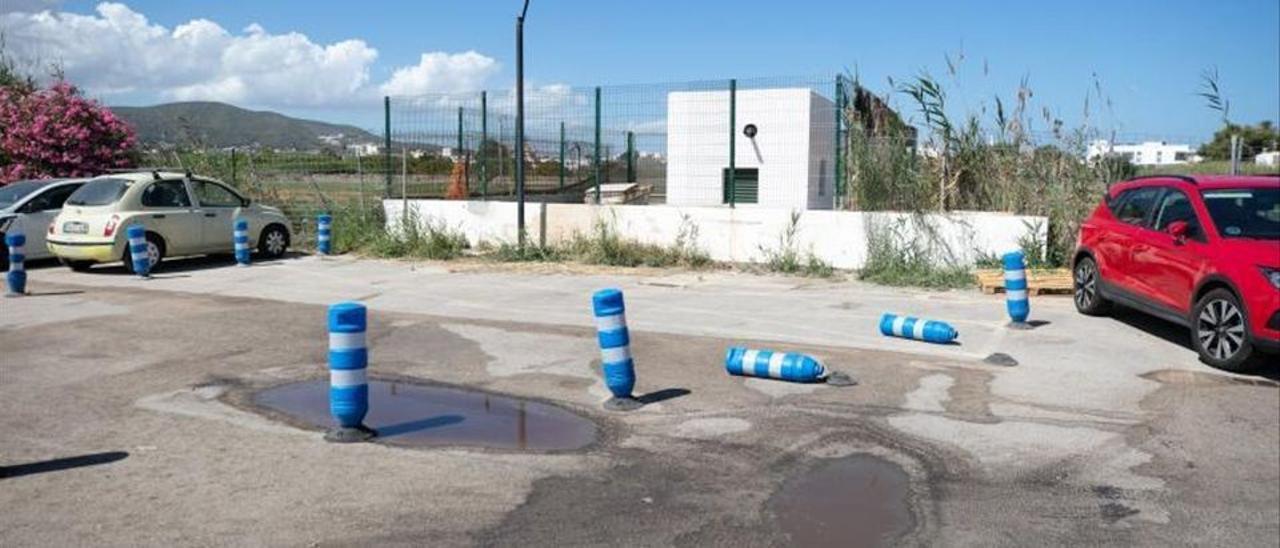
xmin=1072 ymin=174 xmax=1280 ymax=371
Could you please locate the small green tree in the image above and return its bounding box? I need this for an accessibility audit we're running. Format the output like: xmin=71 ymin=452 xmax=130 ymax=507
xmin=1198 ymin=121 xmax=1279 ymax=160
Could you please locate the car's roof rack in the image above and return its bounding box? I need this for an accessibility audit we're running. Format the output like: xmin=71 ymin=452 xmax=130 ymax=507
xmin=102 ymin=168 xmax=194 ymax=180
xmin=1123 ymin=174 xmax=1198 ymax=185
xmin=104 ymin=167 xmax=185 ymax=173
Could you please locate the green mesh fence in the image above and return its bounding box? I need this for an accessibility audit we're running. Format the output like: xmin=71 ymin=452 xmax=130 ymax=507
xmin=386 ymin=74 xmax=848 ymax=207
xmin=137 ymin=74 xmax=854 ymax=245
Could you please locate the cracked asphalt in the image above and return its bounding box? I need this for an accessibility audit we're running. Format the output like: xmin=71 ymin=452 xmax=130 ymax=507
xmin=1 ymin=255 xmax=1277 ymax=546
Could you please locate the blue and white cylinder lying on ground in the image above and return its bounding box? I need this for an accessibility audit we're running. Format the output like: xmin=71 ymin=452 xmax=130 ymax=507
xmin=233 ymin=219 xmax=251 ymax=266
xmin=126 ymin=224 xmax=151 ymax=278
xmin=1002 ymin=251 xmax=1030 ymax=324
xmin=317 ymin=214 xmax=332 ymax=255
xmin=592 ymin=288 xmax=636 ymax=401
xmin=724 ymin=347 xmax=827 ymax=383
xmin=5 ymin=231 xmax=26 ymax=296
xmin=327 ymin=301 xmax=373 ymax=441
xmin=879 ymin=313 xmax=958 ymax=344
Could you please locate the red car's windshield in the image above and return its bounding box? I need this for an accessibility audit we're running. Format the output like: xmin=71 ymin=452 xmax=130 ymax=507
xmin=1200 ymin=188 xmax=1280 ymax=240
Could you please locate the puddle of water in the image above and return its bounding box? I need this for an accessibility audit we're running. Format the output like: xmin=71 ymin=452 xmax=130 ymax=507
xmin=769 ymin=455 xmax=913 ymax=547
xmin=254 ymin=380 xmax=597 ymax=451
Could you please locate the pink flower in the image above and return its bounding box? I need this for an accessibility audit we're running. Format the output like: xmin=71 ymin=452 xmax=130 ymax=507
xmin=0 ymin=81 xmax=137 ymax=184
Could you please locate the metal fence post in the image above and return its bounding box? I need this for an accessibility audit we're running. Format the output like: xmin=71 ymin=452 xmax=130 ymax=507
xmin=729 ymin=78 xmax=737 ymax=208
xmin=383 ymin=96 xmax=392 ymax=199
xmin=626 ymin=131 xmax=635 ymax=183
xmin=481 ymin=91 xmax=488 ymax=199
xmin=834 ymin=74 xmax=844 ymax=210
xmin=594 ymin=86 xmax=602 ymax=204
xmin=559 ymin=122 xmax=566 ymax=190
xmin=457 ymin=106 xmax=467 ymax=189
xmin=230 ymin=147 xmax=237 ymax=187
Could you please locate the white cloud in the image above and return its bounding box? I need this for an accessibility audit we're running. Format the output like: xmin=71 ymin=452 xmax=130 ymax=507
xmin=1 ymin=2 xmax=500 ymax=107
xmin=380 ymin=51 xmax=498 ymax=97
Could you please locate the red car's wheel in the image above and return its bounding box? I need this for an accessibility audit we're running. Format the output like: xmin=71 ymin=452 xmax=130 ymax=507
xmin=1073 ymin=256 xmax=1110 ymax=316
xmin=1191 ymin=288 xmax=1256 ymax=372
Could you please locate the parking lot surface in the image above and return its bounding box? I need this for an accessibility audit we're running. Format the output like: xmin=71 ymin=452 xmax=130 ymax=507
xmin=2 ymin=256 xmax=1277 ymax=546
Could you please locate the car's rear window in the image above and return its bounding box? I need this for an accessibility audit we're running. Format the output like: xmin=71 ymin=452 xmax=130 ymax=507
xmin=66 ymin=178 xmax=131 ymax=206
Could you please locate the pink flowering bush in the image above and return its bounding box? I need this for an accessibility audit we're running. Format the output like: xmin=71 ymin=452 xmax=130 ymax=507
xmin=0 ymin=81 xmax=137 ymax=184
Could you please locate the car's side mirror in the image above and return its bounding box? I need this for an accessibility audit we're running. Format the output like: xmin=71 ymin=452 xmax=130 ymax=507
xmin=1167 ymin=220 xmax=1189 ymax=242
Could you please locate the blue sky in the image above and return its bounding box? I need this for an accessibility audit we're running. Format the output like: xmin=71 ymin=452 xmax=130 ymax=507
xmin=5 ymin=0 xmax=1277 ymax=143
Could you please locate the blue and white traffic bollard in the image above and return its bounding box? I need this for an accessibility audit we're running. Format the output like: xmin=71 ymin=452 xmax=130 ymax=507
xmin=592 ymin=288 xmax=642 ymax=411
xmin=1002 ymin=251 xmax=1031 ymax=328
xmin=5 ymin=231 xmax=26 ymax=297
xmin=233 ymin=218 xmax=251 ymax=267
xmin=724 ymin=346 xmax=827 ymax=383
xmin=126 ymin=224 xmax=151 ymax=279
xmin=325 ymin=301 xmax=375 ymax=442
xmin=317 ymin=214 xmax=332 ymax=255
xmin=879 ymin=313 xmax=959 ymax=344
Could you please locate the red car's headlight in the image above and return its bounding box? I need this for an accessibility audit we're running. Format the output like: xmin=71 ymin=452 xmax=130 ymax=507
xmin=1260 ymin=267 xmax=1280 ymax=290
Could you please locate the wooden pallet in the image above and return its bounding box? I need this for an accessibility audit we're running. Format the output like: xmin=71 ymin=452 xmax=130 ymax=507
xmin=974 ymin=268 xmax=1073 ymax=296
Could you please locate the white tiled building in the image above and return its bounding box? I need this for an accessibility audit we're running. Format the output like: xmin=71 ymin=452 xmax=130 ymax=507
xmin=666 ymin=88 xmax=836 ymax=210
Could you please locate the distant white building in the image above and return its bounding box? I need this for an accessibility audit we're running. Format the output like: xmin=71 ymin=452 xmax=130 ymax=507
xmin=346 ymin=142 xmax=380 ymax=155
xmin=667 ymin=88 xmax=835 ymax=210
xmin=1087 ymin=140 xmax=1199 ymax=166
xmin=318 ymin=133 xmax=345 ymax=147
xmin=1255 ymin=151 xmax=1280 ymax=167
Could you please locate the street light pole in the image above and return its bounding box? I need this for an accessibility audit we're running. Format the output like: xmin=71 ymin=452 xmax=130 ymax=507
xmin=515 ymin=0 xmax=530 ymax=247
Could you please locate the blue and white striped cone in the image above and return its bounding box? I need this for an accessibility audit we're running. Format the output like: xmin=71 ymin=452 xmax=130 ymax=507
xmin=5 ymin=232 xmax=26 ymax=297
xmin=592 ymin=288 xmax=642 ymax=411
xmin=126 ymin=224 xmax=151 ymax=279
xmin=325 ymin=301 xmax=375 ymax=442
xmin=316 ymin=214 xmax=332 ymax=256
xmin=233 ymin=218 xmax=251 ymax=267
xmin=724 ymin=347 xmax=827 ymax=383
xmin=1002 ymin=251 xmax=1031 ymax=328
xmin=879 ymin=313 xmax=958 ymax=344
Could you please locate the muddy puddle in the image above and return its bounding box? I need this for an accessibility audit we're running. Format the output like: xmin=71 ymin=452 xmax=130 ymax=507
xmin=254 ymin=380 xmax=598 ymax=451
xmin=768 ymin=454 xmax=913 ymax=547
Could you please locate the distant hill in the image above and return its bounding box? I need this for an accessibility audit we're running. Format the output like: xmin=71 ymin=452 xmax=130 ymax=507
xmin=111 ymin=102 xmax=379 ymax=150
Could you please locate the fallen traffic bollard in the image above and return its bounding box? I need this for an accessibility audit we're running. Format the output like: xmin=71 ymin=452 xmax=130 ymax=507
xmin=879 ymin=313 xmax=958 ymax=344
xmin=592 ymin=288 xmax=642 ymax=411
xmin=126 ymin=224 xmax=151 ymax=279
xmin=325 ymin=301 xmax=375 ymax=442
xmin=234 ymin=218 xmax=251 ymax=267
xmin=1002 ymin=251 xmax=1032 ymax=329
xmin=724 ymin=346 xmax=830 ymax=383
xmin=317 ymin=213 xmax=332 ymax=255
xmin=5 ymin=231 xmax=26 ymax=297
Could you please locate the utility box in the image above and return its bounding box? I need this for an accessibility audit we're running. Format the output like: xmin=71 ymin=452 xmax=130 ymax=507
xmin=666 ymin=88 xmax=835 ymax=210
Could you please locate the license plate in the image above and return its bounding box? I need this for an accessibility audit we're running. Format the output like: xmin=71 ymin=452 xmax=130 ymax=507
xmin=63 ymin=221 xmax=88 ymax=234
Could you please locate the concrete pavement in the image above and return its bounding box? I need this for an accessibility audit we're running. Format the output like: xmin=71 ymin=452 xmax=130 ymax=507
xmin=2 ymin=255 xmax=1277 ymax=546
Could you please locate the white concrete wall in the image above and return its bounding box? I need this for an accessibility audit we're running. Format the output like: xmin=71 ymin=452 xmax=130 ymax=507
xmin=668 ymin=88 xmax=833 ymax=210
xmin=384 ymin=199 xmax=1047 ymax=270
